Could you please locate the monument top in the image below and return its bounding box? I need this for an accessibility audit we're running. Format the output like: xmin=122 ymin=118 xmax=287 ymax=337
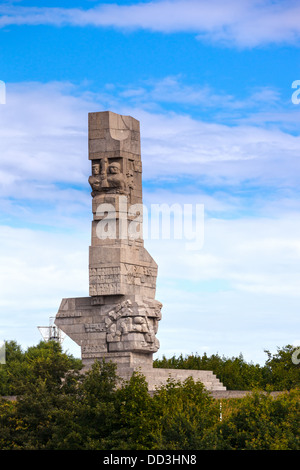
xmin=88 ymin=110 xmax=141 ymax=160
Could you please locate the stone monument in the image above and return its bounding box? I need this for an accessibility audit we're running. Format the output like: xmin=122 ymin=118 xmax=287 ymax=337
xmin=55 ymin=111 xmax=225 ymax=392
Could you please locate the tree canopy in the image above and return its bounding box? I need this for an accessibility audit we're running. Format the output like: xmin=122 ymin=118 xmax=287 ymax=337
xmin=0 ymin=341 xmax=299 ymax=450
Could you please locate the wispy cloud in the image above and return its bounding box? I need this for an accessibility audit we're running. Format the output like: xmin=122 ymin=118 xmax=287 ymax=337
xmin=1 ymin=1 xmax=300 ymax=47
xmin=116 ymin=77 xmax=292 ymax=128
xmin=1 ymin=80 xmax=300 ymax=204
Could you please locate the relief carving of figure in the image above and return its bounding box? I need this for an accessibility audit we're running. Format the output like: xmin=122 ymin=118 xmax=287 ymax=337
xmin=89 ymin=159 xmax=127 ymax=196
xmin=107 ymin=162 xmax=127 ymax=192
xmin=88 ymin=161 xmax=101 ymax=197
xmin=105 ymin=299 xmax=161 ymax=352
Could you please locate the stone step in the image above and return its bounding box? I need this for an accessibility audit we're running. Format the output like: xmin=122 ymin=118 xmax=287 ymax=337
xmin=145 ymin=377 xmax=219 ymax=386
xmin=142 ymin=371 xmax=216 ymax=379
xmin=146 ymin=382 xmax=226 ymax=392
xmin=205 ymin=384 xmax=227 ymax=391
xmin=135 ymin=367 xmax=226 ymax=392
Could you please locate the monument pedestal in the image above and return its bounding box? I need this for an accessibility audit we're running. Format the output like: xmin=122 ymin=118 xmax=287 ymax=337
xmin=55 ymin=294 xmax=161 ymax=371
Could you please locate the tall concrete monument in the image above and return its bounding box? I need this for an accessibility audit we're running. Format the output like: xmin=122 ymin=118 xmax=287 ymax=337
xmin=55 ymin=111 xmax=162 ymax=373
xmin=55 ymin=111 xmax=225 ymax=392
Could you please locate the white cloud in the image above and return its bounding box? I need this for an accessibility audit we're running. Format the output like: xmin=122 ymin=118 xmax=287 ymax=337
xmin=0 ymin=225 xmax=88 ymax=354
xmin=0 ymin=226 xmax=88 ymax=308
xmin=1 ymin=80 xmax=300 ymax=212
xmin=134 ymin=110 xmax=300 ymax=193
xmin=1 ymin=1 xmax=300 ymax=47
xmin=1 ymin=213 xmax=299 ymax=363
xmin=0 ymin=82 xmax=90 ymax=189
xmin=147 ymin=214 xmax=300 ymax=295
xmin=148 ymin=214 xmax=300 ymax=363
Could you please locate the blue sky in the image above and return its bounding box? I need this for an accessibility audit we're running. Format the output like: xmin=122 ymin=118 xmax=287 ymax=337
xmin=0 ymin=0 xmax=300 ymax=364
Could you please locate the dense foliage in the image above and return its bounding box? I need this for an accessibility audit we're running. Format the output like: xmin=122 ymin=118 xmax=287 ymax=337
xmin=0 ymin=341 xmax=299 ymax=450
xmin=154 ymin=345 xmax=300 ymax=391
xmin=0 ymin=340 xmax=82 ymax=396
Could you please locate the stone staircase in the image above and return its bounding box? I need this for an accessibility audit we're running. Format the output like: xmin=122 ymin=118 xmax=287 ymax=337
xmin=119 ymin=367 xmax=226 ymax=392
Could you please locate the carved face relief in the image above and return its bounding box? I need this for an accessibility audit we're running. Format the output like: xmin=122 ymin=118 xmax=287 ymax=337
xmin=108 ymin=162 xmax=121 ymax=174
xmin=92 ymin=162 xmax=100 ymax=175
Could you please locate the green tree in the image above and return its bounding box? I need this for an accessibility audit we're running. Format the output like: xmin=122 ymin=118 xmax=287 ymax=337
xmin=73 ymin=360 xmax=119 ymax=450
xmin=0 ymin=340 xmax=24 ymax=395
xmin=1 ymin=340 xmax=299 ymax=450
xmin=0 ymin=358 xmax=119 ymax=449
xmin=218 ymin=389 xmax=300 ymax=450
xmin=151 ymin=377 xmax=220 ymax=450
xmin=0 ymin=340 xmax=83 ymax=449
xmin=102 ymin=373 xmax=220 ymax=450
xmin=0 ymin=340 xmax=82 ymax=396
xmin=104 ymin=371 xmax=155 ymax=450
xmin=264 ymin=345 xmax=300 ymax=391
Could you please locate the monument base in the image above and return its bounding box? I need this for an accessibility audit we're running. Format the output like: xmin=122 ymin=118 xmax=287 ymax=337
xmin=81 ymin=351 xmax=153 ymax=372
xmin=55 ymin=296 xmax=226 ymax=392
xmin=55 ymin=295 xmax=162 ymax=356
